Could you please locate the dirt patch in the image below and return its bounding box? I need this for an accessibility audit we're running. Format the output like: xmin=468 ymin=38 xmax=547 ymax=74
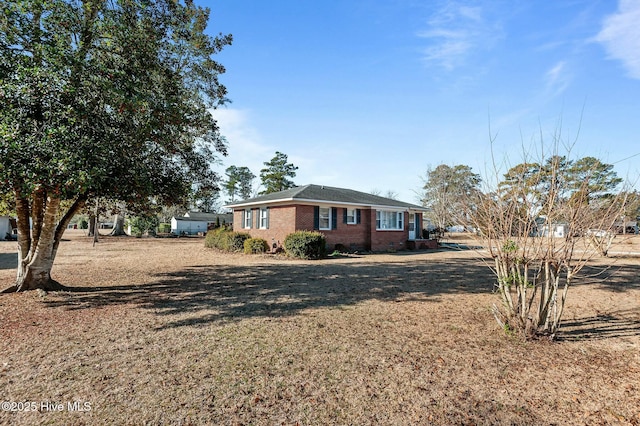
xmin=1 ymin=231 xmax=639 ymax=425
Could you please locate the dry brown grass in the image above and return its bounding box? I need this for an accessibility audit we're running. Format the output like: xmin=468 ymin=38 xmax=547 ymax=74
xmin=1 ymin=230 xmax=639 ymax=425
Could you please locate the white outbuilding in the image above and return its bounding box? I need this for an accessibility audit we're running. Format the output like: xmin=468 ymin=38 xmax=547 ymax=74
xmin=0 ymin=216 xmax=14 ymax=240
xmin=170 ymin=212 xmax=233 ymax=236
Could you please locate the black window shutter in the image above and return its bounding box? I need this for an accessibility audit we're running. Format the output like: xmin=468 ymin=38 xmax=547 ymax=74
xmin=331 ymin=207 xmax=338 ymax=230
xmin=313 ymin=206 xmax=319 ymax=230
xmin=356 ymin=209 xmax=361 ymax=224
xmin=343 ymin=208 xmax=348 ymax=224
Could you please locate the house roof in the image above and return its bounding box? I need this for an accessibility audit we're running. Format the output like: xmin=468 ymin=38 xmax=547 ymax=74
xmin=183 ymin=212 xmax=233 ymax=222
xmin=172 ymin=216 xmax=206 ymax=223
xmin=224 ymin=184 xmax=428 ymax=211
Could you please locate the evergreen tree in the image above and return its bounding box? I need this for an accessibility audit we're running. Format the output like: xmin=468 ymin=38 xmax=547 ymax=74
xmin=259 ymin=152 xmax=298 ymax=194
xmin=225 ymin=165 xmax=255 ymax=201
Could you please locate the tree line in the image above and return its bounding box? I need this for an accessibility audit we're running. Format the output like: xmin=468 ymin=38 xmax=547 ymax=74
xmin=420 ymin=156 xmax=636 ymax=232
xmin=224 ymin=151 xmax=298 ymax=203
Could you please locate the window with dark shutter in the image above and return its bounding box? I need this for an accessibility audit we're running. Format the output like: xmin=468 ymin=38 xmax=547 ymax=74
xmin=243 ymin=209 xmax=252 ymax=229
xmin=318 ymin=207 xmax=331 ymax=230
xmin=259 ymin=207 xmax=269 ymax=229
xmin=345 ymin=208 xmax=358 ymax=224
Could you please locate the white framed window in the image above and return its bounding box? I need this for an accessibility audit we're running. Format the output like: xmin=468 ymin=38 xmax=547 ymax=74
xmin=346 ymin=208 xmax=357 ymax=224
xmin=243 ymin=209 xmax=252 ymax=229
xmin=319 ymin=207 xmax=331 ymax=230
xmin=376 ymin=210 xmax=404 ymax=230
xmin=259 ymin=208 xmax=269 ymax=229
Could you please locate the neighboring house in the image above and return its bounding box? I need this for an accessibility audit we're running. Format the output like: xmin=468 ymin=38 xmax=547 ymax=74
xmin=224 ymin=184 xmax=435 ymax=251
xmin=171 ymin=212 xmax=233 ymax=236
xmin=0 ymin=216 xmax=15 ymax=241
xmin=537 ymin=224 xmax=569 ymax=238
xmin=535 ymin=217 xmax=569 ymax=238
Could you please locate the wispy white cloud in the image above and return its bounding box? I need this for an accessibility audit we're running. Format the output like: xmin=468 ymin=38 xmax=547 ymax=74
xmin=210 ymin=108 xmax=273 ymax=183
xmin=595 ymin=0 xmax=640 ymax=79
xmin=544 ymin=61 xmax=571 ymax=96
xmin=546 ymin=61 xmax=565 ymax=83
xmin=212 ymin=108 xmax=363 ymax=193
xmin=416 ymin=1 xmax=502 ymax=70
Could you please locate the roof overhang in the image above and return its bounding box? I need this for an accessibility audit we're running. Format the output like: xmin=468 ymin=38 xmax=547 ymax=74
xmin=224 ymin=197 xmax=429 ymax=212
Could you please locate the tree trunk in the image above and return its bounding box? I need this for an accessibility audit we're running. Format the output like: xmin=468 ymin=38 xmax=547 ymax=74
xmin=15 ymin=194 xmax=63 ymax=291
xmin=110 ymin=214 xmax=126 ymax=236
xmin=88 ymin=212 xmax=96 ymax=236
xmin=92 ymin=203 xmax=99 ymax=245
xmin=15 ymin=247 xmax=62 ymax=291
xmin=2 ymin=191 xmax=85 ymax=293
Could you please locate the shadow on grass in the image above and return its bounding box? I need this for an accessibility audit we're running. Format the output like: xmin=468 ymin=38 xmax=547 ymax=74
xmin=577 ymin=262 xmax=640 ymax=292
xmin=44 ymin=256 xmax=495 ymax=328
xmin=559 ymin=309 xmax=640 ymax=341
xmin=551 ymin=262 xmax=640 ymax=341
xmin=41 ymin=253 xmax=640 ymax=340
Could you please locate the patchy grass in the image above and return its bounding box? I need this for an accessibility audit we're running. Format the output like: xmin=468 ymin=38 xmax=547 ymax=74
xmin=1 ymin=231 xmax=639 ymax=425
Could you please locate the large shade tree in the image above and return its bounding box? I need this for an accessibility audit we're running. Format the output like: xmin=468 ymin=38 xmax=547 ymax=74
xmin=0 ymin=0 xmax=232 ymax=292
xmin=420 ymin=164 xmax=481 ymax=230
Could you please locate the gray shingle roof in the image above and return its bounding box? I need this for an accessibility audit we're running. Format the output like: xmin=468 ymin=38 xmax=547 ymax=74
xmin=183 ymin=212 xmax=233 ymax=222
xmin=225 ymin=184 xmax=426 ymax=210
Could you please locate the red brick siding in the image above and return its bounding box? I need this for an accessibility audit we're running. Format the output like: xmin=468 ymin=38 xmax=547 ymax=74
xmin=232 ymin=210 xmax=245 ymax=231
xmin=233 ymin=206 xmax=297 ymax=248
xmin=294 ymin=205 xmax=316 ymax=231
xmin=407 ymin=239 xmax=438 ymax=249
xmin=369 ymin=210 xmax=410 ymax=251
xmin=233 ymin=205 xmax=421 ymax=252
xmin=306 ymin=206 xmax=372 ymax=251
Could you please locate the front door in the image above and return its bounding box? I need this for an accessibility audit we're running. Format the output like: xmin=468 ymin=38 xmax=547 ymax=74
xmin=408 ymin=213 xmax=416 ymax=240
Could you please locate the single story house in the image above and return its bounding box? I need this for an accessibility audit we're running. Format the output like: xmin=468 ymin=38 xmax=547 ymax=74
xmin=224 ymin=184 xmax=435 ymax=251
xmin=171 ymin=212 xmax=233 ymax=236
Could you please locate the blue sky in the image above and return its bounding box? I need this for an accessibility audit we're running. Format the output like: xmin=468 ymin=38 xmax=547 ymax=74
xmin=205 ymin=0 xmax=640 ymax=203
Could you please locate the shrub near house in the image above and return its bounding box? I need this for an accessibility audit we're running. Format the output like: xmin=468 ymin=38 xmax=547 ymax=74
xmin=244 ymin=238 xmax=269 ymax=254
xmin=204 ymin=228 xmax=250 ymax=252
xmin=284 ymin=231 xmax=326 ymax=259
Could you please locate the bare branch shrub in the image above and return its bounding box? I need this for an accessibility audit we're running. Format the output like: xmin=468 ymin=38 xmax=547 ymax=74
xmin=464 ymin=137 xmax=628 ymax=340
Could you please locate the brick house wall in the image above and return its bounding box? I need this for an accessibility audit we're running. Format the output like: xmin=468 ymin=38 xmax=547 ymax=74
xmin=368 ymin=209 xmax=410 ymax=251
xmin=297 ymin=205 xmax=372 ymax=251
xmin=232 ymin=205 xmax=426 ymax=252
xmin=294 ymin=204 xmax=315 ymax=232
xmin=233 ymin=205 xmax=297 ymax=248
